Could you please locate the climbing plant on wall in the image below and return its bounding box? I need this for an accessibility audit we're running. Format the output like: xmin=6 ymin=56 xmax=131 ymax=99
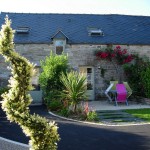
xmin=0 ymin=16 xmax=59 ymax=150
xmin=95 ymin=45 xmax=135 ymax=82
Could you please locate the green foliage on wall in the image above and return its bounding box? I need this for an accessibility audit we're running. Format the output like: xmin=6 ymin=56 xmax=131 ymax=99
xmin=124 ymin=55 xmax=150 ymax=98
xmin=141 ymin=67 xmax=150 ymax=98
xmin=0 ymin=16 xmax=59 ymax=150
xmin=95 ymin=45 xmax=135 ymax=83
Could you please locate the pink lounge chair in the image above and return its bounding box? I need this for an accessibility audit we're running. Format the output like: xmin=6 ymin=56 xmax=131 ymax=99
xmin=115 ymin=84 xmax=128 ymax=106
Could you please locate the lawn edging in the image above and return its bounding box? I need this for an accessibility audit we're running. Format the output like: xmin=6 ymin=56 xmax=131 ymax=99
xmin=48 ymin=111 xmax=150 ymax=127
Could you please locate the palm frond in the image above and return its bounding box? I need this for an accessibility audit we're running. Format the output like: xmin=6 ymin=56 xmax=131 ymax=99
xmin=60 ymin=71 xmax=87 ymax=112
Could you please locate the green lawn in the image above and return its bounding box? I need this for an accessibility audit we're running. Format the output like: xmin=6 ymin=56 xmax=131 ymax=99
xmin=124 ymin=108 xmax=150 ymax=122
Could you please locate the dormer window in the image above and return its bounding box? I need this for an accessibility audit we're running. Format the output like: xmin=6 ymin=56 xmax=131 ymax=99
xmin=54 ymin=39 xmax=66 ymax=55
xmin=52 ymin=30 xmax=68 ymax=55
xmin=16 ymin=27 xmax=30 ymax=34
xmin=88 ymin=27 xmax=104 ymax=36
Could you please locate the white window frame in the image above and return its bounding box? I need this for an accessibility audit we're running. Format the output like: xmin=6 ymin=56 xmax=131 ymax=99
xmin=32 ymin=66 xmax=41 ymax=91
xmin=54 ymin=39 xmax=66 ymax=55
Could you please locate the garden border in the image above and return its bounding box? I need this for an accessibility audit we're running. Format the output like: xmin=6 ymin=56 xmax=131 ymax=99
xmin=48 ymin=111 xmax=150 ymax=127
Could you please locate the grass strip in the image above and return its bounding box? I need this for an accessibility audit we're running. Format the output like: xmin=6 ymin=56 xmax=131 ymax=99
xmin=124 ymin=108 xmax=150 ymax=122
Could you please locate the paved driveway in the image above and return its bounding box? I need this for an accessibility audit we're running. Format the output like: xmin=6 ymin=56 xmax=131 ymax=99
xmin=0 ymin=105 xmax=150 ymax=150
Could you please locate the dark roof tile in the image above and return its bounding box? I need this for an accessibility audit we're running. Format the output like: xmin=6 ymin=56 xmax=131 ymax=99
xmin=0 ymin=12 xmax=150 ymax=44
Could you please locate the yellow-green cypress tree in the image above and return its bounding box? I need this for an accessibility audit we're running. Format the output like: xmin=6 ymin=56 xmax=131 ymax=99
xmin=0 ymin=16 xmax=60 ymax=150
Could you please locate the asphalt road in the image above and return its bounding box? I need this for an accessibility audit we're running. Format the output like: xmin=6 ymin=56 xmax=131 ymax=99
xmin=0 ymin=105 xmax=150 ymax=150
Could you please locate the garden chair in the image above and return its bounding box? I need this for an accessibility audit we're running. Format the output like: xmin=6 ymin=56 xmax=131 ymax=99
xmin=105 ymin=81 xmax=118 ymax=102
xmin=110 ymin=81 xmax=132 ymax=98
xmin=110 ymin=81 xmax=118 ymax=90
xmin=109 ymin=81 xmax=118 ymax=101
xmin=115 ymin=83 xmax=128 ymax=106
xmin=123 ymin=82 xmax=132 ymax=98
xmin=105 ymin=83 xmax=114 ymax=102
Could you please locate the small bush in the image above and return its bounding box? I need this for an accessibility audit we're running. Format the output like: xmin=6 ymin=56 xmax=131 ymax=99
xmin=44 ymin=90 xmax=62 ymax=109
xmin=59 ymin=107 xmax=70 ymax=117
xmin=48 ymin=100 xmax=63 ymax=111
xmin=124 ymin=55 xmax=150 ymax=98
xmin=86 ymin=111 xmax=99 ymax=121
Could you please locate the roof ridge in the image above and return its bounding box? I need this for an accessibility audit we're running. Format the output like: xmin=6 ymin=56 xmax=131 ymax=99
xmin=1 ymin=11 xmax=150 ymax=17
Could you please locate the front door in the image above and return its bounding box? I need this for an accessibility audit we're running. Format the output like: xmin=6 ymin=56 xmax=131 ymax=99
xmin=79 ymin=66 xmax=95 ymax=100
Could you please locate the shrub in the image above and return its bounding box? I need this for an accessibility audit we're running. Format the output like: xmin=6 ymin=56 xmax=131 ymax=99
xmin=39 ymin=51 xmax=69 ymax=105
xmin=82 ymin=102 xmax=99 ymax=121
xmin=141 ymin=67 xmax=150 ymax=98
xmin=43 ymin=88 xmax=64 ymax=114
xmin=48 ymin=99 xmax=63 ymax=111
xmin=59 ymin=107 xmax=70 ymax=117
xmin=0 ymin=17 xmax=59 ymax=150
xmin=86 ymin=111 xmax=99 ymax=121
xmin=124 ymin=55 xmax=150 ymax=97
xmin=60 ymin=71 xmax=87 ymax=113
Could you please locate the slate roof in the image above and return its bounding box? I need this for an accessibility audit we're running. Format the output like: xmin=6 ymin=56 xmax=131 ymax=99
xmin=0 ymin=12 xmax=150 ymax=45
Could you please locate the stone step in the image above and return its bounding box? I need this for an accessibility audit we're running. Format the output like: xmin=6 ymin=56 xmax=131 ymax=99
xmin=96 ymin=110 xmax=144 ymax=124
xmin=99 ymin=115 xmax=133 ymax=119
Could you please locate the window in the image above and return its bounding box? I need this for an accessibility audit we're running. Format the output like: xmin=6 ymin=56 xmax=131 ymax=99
xmin=16 ymin=27 xmax=30 ymax=34
xmin=54 ymin=40 xmax=65 ymax=55
xmin=87 ymin=68 xmax=93 ymax=90
xmin=88 ymin=27 xmax=104 ymax=36
xmin=52 ymin=30 xmax=68 ymax=54
xmin=87 ymin=68 xmax=92 ymax=73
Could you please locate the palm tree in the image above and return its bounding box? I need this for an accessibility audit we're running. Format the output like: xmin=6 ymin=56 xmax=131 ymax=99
xmin=60 ymin=71 xmax=87 ymax=113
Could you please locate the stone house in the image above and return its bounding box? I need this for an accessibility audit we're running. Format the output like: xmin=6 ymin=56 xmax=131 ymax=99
xmin=0 ymin=12 xmax=150 ymax=101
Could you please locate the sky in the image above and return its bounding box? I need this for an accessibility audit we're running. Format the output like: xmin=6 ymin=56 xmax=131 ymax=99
xmin=0 ymin=0 xmax=150 ymax=16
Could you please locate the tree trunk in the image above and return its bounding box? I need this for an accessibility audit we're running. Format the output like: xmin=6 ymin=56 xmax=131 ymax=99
xmin=116 ymin=65 xmax=124 ymax=83
xmin=111 ymin=61 xmax=123 ymax=83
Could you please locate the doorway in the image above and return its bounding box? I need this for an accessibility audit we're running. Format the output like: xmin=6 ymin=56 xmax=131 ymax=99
xmin=79 ymin=66 xmax=95 ymax=100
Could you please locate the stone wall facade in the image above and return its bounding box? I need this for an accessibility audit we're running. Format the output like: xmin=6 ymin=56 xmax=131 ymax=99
xmin=0 ymin=44 xmax=150 ymax=100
